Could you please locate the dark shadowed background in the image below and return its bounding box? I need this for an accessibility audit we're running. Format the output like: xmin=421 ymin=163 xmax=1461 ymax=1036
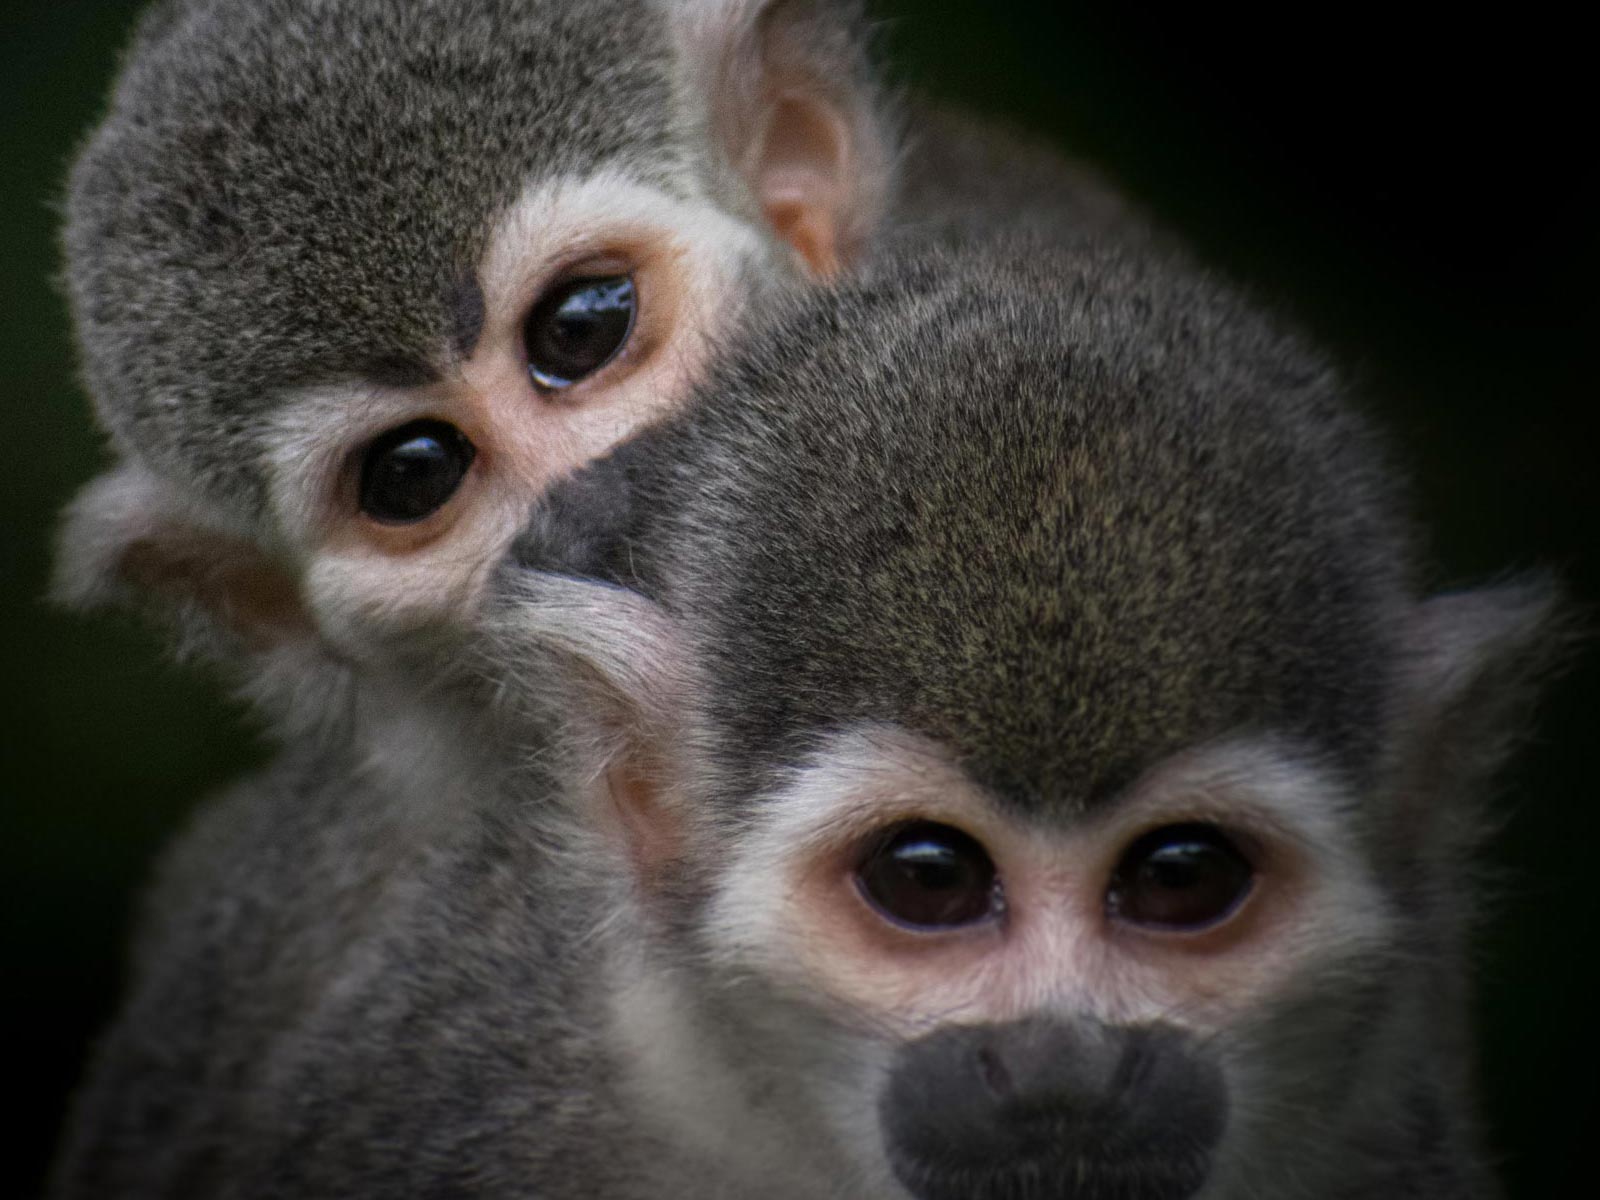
xmin=3 ymin=3 xmax=1594 ymax=1195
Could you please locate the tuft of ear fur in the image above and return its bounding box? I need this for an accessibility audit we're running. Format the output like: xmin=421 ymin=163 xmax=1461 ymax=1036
xmin=671 ymin=0 xmax=897 ymax=277
xmin=1385 ymin=575 xmax=1575 ymax=869
xmin=489 ymin=570 xmax=686 ymax=753
xmin=54 ymin=462 xmax=312 ymax=656
xmin=1403 ymin=579 xmax=1570 ymax=790
xmin=53 ymin=462 xmax=358 ymax=742
xmin=1373 ymin=576 xmax=1574 ymax=1129
xmin=483 ymin=566 xmax=692 ymax=876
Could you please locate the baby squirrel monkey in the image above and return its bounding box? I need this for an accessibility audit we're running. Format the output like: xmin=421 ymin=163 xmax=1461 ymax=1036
xmin=54 ymin=0 xmax=1129 ymax=738
xmin=52 ymin=2 xmax=1559 ymax=1196
xmin=55 ymin=0 xmax=894 ymax=733
xmin=54 ymin=232 xmax=1562 ymax=1197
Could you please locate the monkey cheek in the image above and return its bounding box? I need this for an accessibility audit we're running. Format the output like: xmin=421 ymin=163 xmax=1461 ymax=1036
xmin=877 ymin=1018 xmax=1226 ymax=1200
xmin=299 ymin=537 xmax=500 ymax=655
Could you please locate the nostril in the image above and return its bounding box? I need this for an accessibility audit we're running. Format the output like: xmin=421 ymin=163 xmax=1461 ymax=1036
xmin=975 ymin=1045 xmax=1013 ymax=1100
xmin=1108 ymin=1028 xmax=1156 ymax=1101
xmin=883 ymin=1020 xmax=1227 ymax=1200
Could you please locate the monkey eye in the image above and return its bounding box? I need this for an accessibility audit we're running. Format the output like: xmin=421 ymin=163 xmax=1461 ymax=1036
xmin=525 ymin=275 xmax=637 ymax=391
xmin=1106 ymin=824 xmax=1254 ymax=932
xmin=358 ymin=419 xmax=476 ymax=524
xmin=855 ymin=822 xmax=1003 ymax=931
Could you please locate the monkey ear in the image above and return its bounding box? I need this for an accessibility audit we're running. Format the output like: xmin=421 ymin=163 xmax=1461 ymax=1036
xmin=491 ymin=565 xmax=691 ymax=872
xmin=489 ymin=444 xmax=693 ymax=869
xmin=675 ymin=0 xmax=896 ymax=277
xmin=495 ymin=570 xmax=686 ymax=741
xmin=1388 ymin=576 xmax=1571 ymax=851
xmin=54 ymin=461 xmax=315 ymax=661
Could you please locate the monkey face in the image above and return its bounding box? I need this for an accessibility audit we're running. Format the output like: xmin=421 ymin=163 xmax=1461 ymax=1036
xmin=58 ymin=0 xmax=891 ymax=698
xmin=263 ymin=170 xmax=772 ymax=657
xmin=494 ymin=232 xmax=1558 ymax=1197
xmin=499 ymin=662 xmax=1408 ymax=1199
xmin=653 ymin=727 xmax=1392 ymax=1199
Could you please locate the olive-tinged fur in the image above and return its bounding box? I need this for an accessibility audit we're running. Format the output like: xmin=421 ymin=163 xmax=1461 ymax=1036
xmin=51 ymin=5 xmax=1563 ymax=1195
xmin=60 ymin=2 xmax=1117 ymax=533
xmin=56 ymin=226 xmax=1560 ymax=1198
xmin=531 ymin=229 xmax=1553 ymax=1196
xmin=532 ymin=231 xmax=1412 ymax=813
xmin=64 ymin=0 xmax=683 ymax=522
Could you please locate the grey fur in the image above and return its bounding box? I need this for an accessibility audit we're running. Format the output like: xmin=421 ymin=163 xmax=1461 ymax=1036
xmin=53 ymin=221 xmax=1562 ymax=1196
xmin=52 ymin=3 xmax=1558 ymax=1195
xmin=66 ymin=0 xmax=684 ymax=521
xmin=62 ymin=0 xmax=894 ymax=529
xmin=529 ymin=230 xmax=1413 ymax=809
xmin=52 ymin=0 xmax=898 ymax=735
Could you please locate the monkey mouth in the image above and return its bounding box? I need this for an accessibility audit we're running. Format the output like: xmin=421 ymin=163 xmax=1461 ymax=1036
xmin=879 ymin=1019 xmax=1226 ymax=1200
xmin=884 ymin=1137 xmax=1216 ymax=1200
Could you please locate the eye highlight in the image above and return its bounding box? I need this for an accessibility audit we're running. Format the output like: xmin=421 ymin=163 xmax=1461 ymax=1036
xmin=525 ymin=274 xmax=637 ymax=391
xmin=358 ymin=419 xmax=476 ymax=524
xmin=1106 ymin=823 xmax=1255 ymax=932
xmin=855 ymin=821 xmax=1003 ymax=931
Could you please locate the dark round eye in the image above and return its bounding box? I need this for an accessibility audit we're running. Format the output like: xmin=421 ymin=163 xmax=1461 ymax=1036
xmin=1106 ymin=824 xmax=1254 ymax=931
xmin=525 ymin=275 xmax=637 ymax=390
xmin=358 ymin=419 xmax=476 ymax=524
xmin=855 ymin=821 xmax=1002 ymax=931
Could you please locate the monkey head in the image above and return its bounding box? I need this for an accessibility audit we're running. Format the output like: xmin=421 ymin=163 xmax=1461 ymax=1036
xmin=55 ymin=0 xmax=891 ymax=723
xmin=496 ymin=231 xmax=1561 ymax=1199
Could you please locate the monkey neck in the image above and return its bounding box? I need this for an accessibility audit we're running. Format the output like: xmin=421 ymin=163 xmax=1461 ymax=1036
xmin=601 ymin=939 xmax=869 ymax=1199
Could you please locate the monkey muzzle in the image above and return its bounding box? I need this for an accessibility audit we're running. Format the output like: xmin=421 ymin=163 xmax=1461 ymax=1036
xmin=879 ymin=1017 xmax=1225 ymax=1200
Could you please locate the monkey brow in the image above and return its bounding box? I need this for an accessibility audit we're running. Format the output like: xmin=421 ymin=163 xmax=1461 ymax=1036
xmin=361 ymin=354 xmax=440 ymax=389
xmin=447 ymin=273 xmax=487 ymax=360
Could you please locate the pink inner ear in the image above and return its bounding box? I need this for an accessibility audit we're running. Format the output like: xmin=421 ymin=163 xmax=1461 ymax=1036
xmin=757 ymin=96 xmax=852 ymax=277
xmin=605 ymin=759 xmax=685 ymax=893
xmin=120 ymin=530 xmax=313 ymax=647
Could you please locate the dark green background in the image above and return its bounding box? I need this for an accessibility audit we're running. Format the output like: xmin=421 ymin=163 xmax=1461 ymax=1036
xmin=3 ymin=3 xmax=1594 ymax=1195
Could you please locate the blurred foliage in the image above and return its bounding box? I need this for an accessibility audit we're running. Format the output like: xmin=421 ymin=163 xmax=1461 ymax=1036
xmin=3 ymin=2 xmax=1593 ymax=1196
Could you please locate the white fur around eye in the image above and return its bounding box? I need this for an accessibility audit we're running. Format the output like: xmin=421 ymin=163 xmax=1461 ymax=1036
xmin=476 ymin=165 xmax=775 ymax=341
xmin=701 ymin=724 xmax=1028 ymax=1030
xmin=700 ymin=726 xmax=1399 ymax=1041
xmin=1081 ymin=740 xmax=1399 ymax=1027
xmin=259 ymin=166 xmax=786 ymax=654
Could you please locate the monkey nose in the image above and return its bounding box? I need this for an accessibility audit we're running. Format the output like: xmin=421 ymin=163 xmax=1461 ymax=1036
xmin=878 ymin=1017 xmax=1226 ymax=1200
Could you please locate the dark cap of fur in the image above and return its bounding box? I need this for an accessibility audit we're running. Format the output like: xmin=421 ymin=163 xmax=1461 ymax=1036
xmin=64 ymin=0 xmax=680 ymax=519
xmin=529 ymin=230 xmax=1418 ymax=814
